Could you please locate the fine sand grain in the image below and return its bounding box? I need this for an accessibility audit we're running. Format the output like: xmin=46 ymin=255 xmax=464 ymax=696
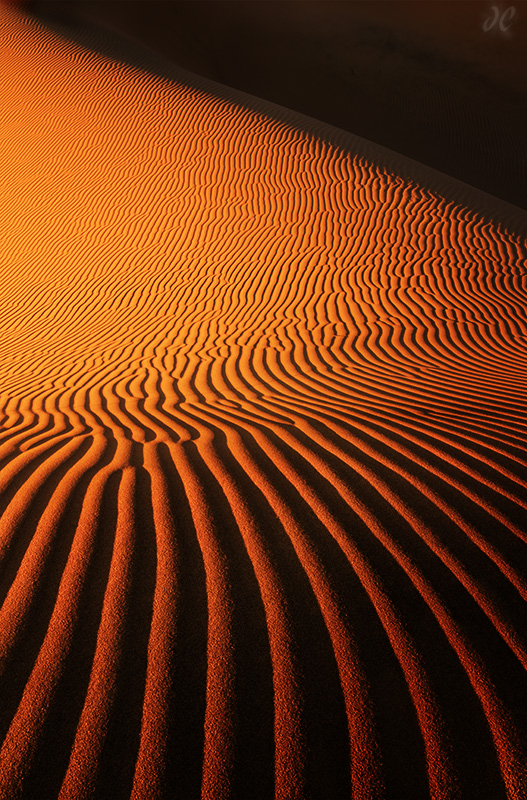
xmin=1 ymin=4 xmax=527 ymax=799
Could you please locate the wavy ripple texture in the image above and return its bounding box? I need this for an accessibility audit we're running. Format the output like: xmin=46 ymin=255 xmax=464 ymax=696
xmin=1 ymin=6 xmax=527 ymax=799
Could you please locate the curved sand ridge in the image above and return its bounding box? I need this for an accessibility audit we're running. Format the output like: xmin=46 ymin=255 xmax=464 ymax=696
xmin=1 ymin=6 xmax=527 ymax=799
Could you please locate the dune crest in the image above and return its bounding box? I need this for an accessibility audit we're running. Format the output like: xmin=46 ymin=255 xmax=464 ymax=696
xmin=1 ymin=5 xmax=527 ymax=799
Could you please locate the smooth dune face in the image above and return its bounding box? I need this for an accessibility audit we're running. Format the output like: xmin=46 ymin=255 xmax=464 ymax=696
xmin=1 ymin=5 xmax=527 ymax=800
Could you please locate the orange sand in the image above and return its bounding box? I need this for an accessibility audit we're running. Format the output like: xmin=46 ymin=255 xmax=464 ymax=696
xmin=1 ymin=4 xmax=527 ymax=799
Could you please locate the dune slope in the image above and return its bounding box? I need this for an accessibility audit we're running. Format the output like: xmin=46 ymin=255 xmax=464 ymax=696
xmin=1 ymin=6 xmax=527 ymax=799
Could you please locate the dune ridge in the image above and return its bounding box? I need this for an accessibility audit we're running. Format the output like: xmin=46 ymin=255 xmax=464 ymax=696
xmin=1 ymin=5 xmax=527 ymax=799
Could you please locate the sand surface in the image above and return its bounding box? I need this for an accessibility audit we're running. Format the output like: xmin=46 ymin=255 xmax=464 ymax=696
xmin=1 ymin=4 xmax=527 ymax=799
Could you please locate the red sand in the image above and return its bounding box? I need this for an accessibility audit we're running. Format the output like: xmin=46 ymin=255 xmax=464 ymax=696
xmin=1 ymin=4 xmax=527 ymax=799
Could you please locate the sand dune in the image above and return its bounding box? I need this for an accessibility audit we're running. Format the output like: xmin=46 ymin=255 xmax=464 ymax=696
xmin=1 ymin=4 xmax=527 ymax=799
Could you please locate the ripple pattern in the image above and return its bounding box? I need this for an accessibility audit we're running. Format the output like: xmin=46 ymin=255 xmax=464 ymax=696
xmin=1 ymin=6 xmax=527 ymax=799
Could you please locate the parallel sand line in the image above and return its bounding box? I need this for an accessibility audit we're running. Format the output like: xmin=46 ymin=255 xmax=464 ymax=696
xmin=0 ymin=434 xmax=118 ymax=794
xmin=184 ymin=407 xmax=527 ymax=798
xmin=1 ymin=4 xmax=527 ymax=799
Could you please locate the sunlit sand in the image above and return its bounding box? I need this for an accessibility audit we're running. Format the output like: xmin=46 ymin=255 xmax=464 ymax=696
xmin=1 ymin=4 xmax=527 ymax=798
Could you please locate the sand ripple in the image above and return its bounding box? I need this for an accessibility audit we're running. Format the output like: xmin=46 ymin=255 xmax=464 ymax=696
xmin=1 ymin=6 xmax=527 ymax=799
